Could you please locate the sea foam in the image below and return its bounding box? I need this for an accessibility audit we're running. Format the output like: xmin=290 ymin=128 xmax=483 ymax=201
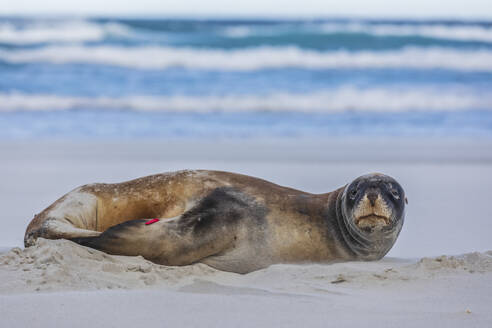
xmin=320 ymin=22 xmax=492 ymax=43
xmin=1 ymin=88 xmax=490 ymax=112
xmin=1 ymin=45 xmax=492 ymax=72
xmin=0 ymin=20 xmax=130 ymax=44
xmin=221 ymin=22 xmax=492 ymax=43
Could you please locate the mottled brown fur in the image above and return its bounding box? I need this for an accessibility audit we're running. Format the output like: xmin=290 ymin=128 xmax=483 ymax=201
xmin=24 ymin=170 xmax=404 ymax=273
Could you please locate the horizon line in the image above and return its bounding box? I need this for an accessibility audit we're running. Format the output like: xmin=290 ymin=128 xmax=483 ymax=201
xmin=1 ymin=12 xmax=492 ymax=21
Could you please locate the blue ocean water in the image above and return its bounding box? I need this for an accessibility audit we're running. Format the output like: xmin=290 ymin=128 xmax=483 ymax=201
xmin=0 ymin=17 xmax=492 ymax=139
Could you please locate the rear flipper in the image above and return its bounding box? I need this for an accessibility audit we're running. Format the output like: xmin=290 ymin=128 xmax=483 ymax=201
xmin=24 ymin=189 xmax=100 ymax=247
xmin=25 ymin=218 xmax=101 ymax=247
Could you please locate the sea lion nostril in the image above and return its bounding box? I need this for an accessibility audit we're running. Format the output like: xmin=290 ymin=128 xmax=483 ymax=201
xmin=367 ymin=191 xmax=378 ymax=206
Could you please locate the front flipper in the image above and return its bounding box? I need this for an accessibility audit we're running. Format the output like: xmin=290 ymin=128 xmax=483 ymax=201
xmin=71 ymin=187 xmax=269 ymax=270
xmin=70 ymin=216 xmax=235 ymax=266
xmin=71 ymin=219 xmax=155 ymax=257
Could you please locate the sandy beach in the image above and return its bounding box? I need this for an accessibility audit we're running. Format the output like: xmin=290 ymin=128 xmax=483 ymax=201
xmin=0 ymin=138 xmax=491 ymax=327
xmin=2 ymin=6 xmax=492 ymax=326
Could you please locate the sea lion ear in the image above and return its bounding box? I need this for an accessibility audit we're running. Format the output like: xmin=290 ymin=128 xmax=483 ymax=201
xmin=405 ymin=197 xmax=408 ymax=205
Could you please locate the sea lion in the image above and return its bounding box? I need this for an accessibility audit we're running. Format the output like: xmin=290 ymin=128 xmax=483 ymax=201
xmin=24 ymin=170 xmax=406 ymax=273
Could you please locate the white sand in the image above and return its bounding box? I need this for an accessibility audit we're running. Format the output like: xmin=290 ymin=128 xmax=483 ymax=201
xmin=1 ymin=239 xmax=491 ymax=327
xmin=1 ymin=138 xmax=491 ymax=327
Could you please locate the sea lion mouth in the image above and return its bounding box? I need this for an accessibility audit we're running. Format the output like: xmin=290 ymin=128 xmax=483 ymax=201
xmin=355 ymin=214 xmax=390 ymax=229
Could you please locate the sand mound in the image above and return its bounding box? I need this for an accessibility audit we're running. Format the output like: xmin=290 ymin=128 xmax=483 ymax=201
xmin=412 ymin=252 xmax=492 ymax=273
xmin=0 ymin=238 xmax=223 ymax=293
xmin=225 ymin=252 xmax=492 ymax=295
xmin=1 ymin=238 xmax=491 ymax=294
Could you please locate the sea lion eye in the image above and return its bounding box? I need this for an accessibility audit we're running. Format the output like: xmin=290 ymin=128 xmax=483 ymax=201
xmin=349 ymin=189 xmax=358 ymax=200
xmin=390 ymin=189 xmax=400 ymax=199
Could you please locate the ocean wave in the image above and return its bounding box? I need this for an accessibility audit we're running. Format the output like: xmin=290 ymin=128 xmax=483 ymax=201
xmin=0 ymin=20 xmax=130 ymax=44
xmin=219 ymin=22 xmax=492 ymax=43
xmin=1 ymin=45 xmax=492 ymax=72
xmin=1 ymin=88 xmax=490 ymax=112
xmin=2 ymin=19 xmax=492 ymax=47
xmin=319 ymin=23 xmax=492 ymax=43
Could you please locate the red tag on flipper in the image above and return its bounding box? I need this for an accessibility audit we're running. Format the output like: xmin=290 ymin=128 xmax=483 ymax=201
xmin=145 ymin=218 xmax=160 ymax=225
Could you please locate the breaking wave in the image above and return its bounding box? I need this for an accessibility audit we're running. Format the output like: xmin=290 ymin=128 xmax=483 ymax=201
xmin=2 ymin=45 xmax=492 ymax=72
xmin=221 ymin=22 xmax=492 ymax=43
xmin=319 ymin=22 xmax=492 ymax=43
xmin=0 ymin=20 xmax=131 ymax=44
xmin=1 ymin=88 xmax=490 ymax=112
xmin=2 ymin=18 xmax=492 ymax=47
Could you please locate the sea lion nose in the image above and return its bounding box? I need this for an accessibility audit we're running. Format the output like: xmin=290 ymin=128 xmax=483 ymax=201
xmin=367 ymin=191 xmax=378 ymax=207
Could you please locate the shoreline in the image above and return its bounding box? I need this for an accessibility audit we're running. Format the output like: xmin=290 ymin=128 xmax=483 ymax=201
xmin=2 ymin=137 xmax=492 ymax=163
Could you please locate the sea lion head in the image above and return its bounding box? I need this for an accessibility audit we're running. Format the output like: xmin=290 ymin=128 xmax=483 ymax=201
xmin=339 ymin=173 xmax=406 ymax=259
